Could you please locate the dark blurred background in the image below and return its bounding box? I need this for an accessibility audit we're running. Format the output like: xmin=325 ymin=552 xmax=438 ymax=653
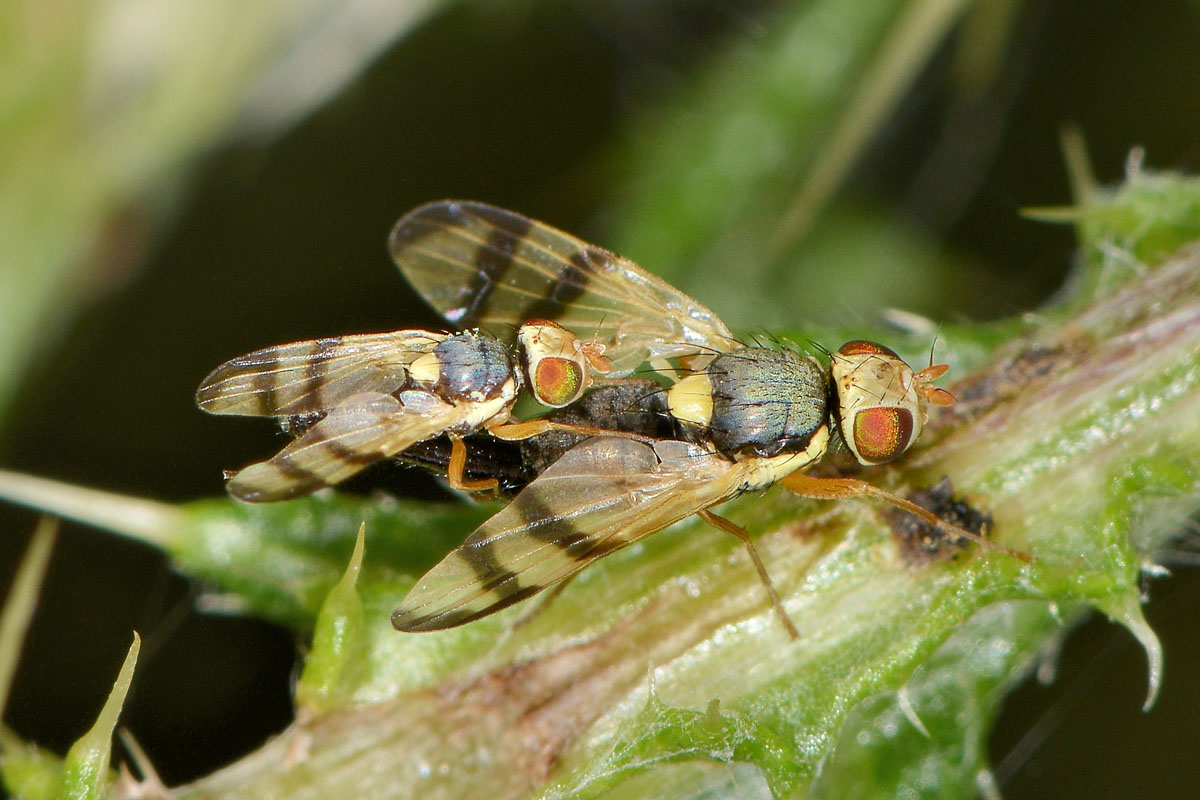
xmin=2 ymin=0 xmax=1199 ymax=794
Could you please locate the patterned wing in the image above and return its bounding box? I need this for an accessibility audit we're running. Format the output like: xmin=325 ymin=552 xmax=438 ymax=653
xmin=389 ymin=201 xmax=738 ymax=374
xmin=196 ymin=331 xmax=443 ymax=417
xmin=391 ymin=436 xmax=737 ymax=631
xmin=227 ymin=391 xmax=473 ymax=502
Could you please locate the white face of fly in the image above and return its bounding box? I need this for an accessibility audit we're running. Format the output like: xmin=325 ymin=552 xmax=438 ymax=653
xmin=830 ymin=340 xmax=954 ymax=466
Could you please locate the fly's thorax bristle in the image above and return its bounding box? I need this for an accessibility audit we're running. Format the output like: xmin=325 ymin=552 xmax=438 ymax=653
xmin=686 ymin=347 xmax=828 ymax=459
xmin=425 ymin=332 xmax=517 ymax=402
xmin=518 ymin=320 xmax=588 ymax=407
xmin=830 ymin=340 xmax=924 ymax=465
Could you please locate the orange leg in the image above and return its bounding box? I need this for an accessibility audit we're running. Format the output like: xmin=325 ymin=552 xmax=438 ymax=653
xmin=779 ymin=472 xmax=1032 ymax=563
xmin=488 ymin=418 xmax=659 ymax=444
xmin=445 ymin=436 xmax=501 ymax=496
xmin=698 ymin=509 xmax=800 ymax=640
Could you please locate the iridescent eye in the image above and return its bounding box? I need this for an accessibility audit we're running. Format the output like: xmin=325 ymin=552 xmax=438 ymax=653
xmin=850 ymin=406 xmax=915 ymax=464
xmin=532 ymin=357 xmax=584 ymax=407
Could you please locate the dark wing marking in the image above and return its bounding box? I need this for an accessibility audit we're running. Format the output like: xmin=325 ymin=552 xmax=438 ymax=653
xmin=391 ymin=436 xmax=738 ymax=631
xmin=196 ymin=331 xmax=441 ymax=417
xmin=389 ymin=201 xmax=737 ymax=374
xmin=227 ymin=391 xmax=476 ymax=502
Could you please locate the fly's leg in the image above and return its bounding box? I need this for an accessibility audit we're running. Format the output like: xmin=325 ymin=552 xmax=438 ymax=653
xmin=445 ymin=436 xmax=501 ymax=496
xmin=487 ymin=418 xmax=659 ymax=444
xmin=779 ymin=473 xmax=1032 ymax=563
xmin=698 ymin=509 xmax=800 ymax=640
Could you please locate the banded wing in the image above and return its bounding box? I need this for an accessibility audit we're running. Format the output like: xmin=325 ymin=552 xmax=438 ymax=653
xmin=227 ymin=390 xmax=490 ymax=502
xmin=391 ymin=436 xmax=740 ymax=632
xmin=390 ymin=201 xmax=738 ymax=375
xmin=197 ymin=331 xmax=444 ymax=417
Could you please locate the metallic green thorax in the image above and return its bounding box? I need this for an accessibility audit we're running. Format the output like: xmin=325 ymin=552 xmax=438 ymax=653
xmin=702 ymin=348 xmax=827 ymax=458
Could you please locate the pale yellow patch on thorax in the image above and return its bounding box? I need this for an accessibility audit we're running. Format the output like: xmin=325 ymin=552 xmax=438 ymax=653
xmin=407 ymin=351 xmax=442 ymax=385
xmin=668 ymin=373 xmax=715 ymax=426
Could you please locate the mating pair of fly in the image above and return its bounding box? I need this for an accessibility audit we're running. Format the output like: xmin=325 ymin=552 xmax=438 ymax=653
xmin=197 ymin=201 xmax=1028 ymax=640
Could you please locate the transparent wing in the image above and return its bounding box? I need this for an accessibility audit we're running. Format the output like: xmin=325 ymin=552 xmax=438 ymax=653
xmin=196 ymin=331 xmax=443 ymax=417
xmin=227 ymin=391 xmax=469 ymax=502
xmin=389 ymin=201 xmax=738 ymax=374
xmin=391 ymin=436 xmax=737 ymax=631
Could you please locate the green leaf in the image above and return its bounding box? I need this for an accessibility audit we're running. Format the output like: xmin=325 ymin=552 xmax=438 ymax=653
xmin=0 ymin=518 xmax=61 ymax=800
xmin=810 ymin=600 xmax=1068 ymax=799
xmin=0 ymin=730 xmax=66 ymax=800
xmin=1027 ymin=144 xmax=1200 ymax=308
xmin=0 ymin=517 xmax=57 ymax=717
xmin=172 ymin=494 xmax=494 ymax=630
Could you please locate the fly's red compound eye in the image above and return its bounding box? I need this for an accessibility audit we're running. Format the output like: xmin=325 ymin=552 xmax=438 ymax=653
xmin=518 ymin=320 xmax=592 ymax=407
xmin=533 ymin=356 xmax=584 ymax=407
xmin=850 ymin=406 xmax=915 ymax=464
xmin=837 ymin=340 xmax=900 ymax=360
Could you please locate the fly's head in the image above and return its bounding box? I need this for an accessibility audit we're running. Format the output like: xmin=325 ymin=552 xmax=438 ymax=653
xmin=830 ymin=340 xmax=955 ymax=465
xmin=517 ymin=320 xmax=611 ymax=408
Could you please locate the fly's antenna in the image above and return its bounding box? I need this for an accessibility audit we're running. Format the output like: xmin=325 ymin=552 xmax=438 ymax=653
xmin=927 ymin=332 xmax=940 ymax=370
xmin=582 ymin=314 xmax=613 ymax=373
xmin=914 ymin=333 xmax=955 ymax=406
